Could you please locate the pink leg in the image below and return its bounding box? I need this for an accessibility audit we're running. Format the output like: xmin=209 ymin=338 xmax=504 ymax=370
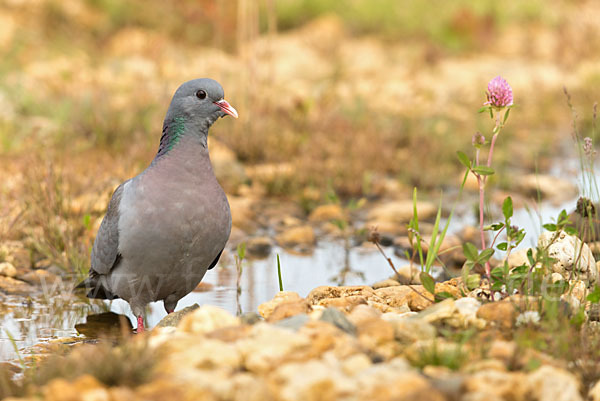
xmin=136 ymin=315 xmax=145 ymax=333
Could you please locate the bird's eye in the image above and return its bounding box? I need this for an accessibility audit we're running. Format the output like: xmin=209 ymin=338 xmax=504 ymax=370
xmin=196 ymin=90 xmax=207 ymax=100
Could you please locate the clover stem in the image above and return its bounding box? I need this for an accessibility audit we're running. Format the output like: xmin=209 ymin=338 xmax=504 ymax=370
xmin=487 ymin=133 xmax=499 ymax=168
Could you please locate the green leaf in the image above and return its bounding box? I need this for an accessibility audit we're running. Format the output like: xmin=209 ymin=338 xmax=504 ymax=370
xmin=456 ymin=151 xmax=471 ymax=169
xmin=491 ymin=266 xmax=505 ymax=280
xmin=547 ymin=279 xmax=569 ymax=297
xmin=472 ymin=166 xmax=495 ymax=176
xmin=237 ymin=242 xmax=246 ymax=260
xmin=435 ymin=291 xmax=454 ymax=301
xmin=277 ymin=254 xmax=284 ymax=292
xmin=558 ymin=209 xmax=569 ymax=224
xmin=496 ymin=242 xmax=508 ymax=251
xmin=564 ymin=226 xmax=578 ymax=236
xmin=527 ymin=248 xmax=535 ymax=266
xmin=420 ymin=272 xmax=436 ymax=295
xmin=424 ymin=197 xmax=445 ymax=273
xmin=502 ymin=197 xmax=513 ymax=220
xmin=488 ymin=223 xmax=505 ymax=231
xmin=543 ymin=223 xmax=557 ymax=232
xmin=477 ymin=248 xmax=495 ymax=264
xmin=462 ymin=242 xmax=478 ymax=261
xmin=491 ymin=281 xmax=504 ymax=291
xmin=83 ymin=214 xmax=91 ymax=230
xmin=461 ymin=261 xmax=474 ymax=288
xmin=587 ymin=285 xmax=600 ymax=303
xmin=503 ymin=108 xmax=511 ymax=124
xmin=477 ymin=106 xmax=489 ymax=113
xmin=511 ymin=264 xmax=528 ymax=274
xmin=466 ymin=274 xmax=481 ymax=290
xmin=460 ymin=169 xmax=469 ymax=189
xmin=571 ymin=309 xmax=586 ymax=327
xmin=411 ymin=188 xmax=424 ymax=267
xmin=514 ymin=230 xmax=526 ymax=246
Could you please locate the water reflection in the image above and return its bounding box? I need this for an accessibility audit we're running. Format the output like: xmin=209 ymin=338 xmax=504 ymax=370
xmin=74 ymin=312 xmax=133 ymax=338
xmin=0 ymin=289 xmax=104 ymax=361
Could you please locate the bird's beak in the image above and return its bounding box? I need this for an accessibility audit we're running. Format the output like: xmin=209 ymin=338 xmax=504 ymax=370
xmin=214 ymin=99 xmax=238 ymax=119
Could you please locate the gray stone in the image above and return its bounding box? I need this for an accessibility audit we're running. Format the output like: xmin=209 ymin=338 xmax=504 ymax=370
xmin=319 ymin=307 xmax=357 ymax=335
xmin=240 ymin=312 xmax=263 ymax=325
xmin=275 ymin=314 xmax=310 ymax=331
xmin=156 ymin=304 xmax=200 ymax=328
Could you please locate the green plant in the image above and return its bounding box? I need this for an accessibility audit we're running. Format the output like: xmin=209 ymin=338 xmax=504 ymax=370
xmin=277 ymin=253 xmax=284 ymax=292
xmin=24 ymin=339 xmax=158 ymax=388
xmin=235 ymin=242 xmax=246 ymax=316
xmin=407 ymin=187 xmax=455 ymax=275
xmin=458 ymin=76 xmax=513 ymax=278
xmin=408 ymin=339 xmax=468 ymax=371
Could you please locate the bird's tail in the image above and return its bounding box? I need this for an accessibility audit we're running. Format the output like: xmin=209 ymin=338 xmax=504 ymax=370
xmin=74 ymin=275 xmax=120 ymax=300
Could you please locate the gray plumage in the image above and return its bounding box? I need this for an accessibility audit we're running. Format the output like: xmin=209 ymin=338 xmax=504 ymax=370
xmin=77 ymin=79 xmax=236 ymax=328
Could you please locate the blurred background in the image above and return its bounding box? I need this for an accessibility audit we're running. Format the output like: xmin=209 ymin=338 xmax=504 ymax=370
xmin=1 ymin=0 xmax=600 ymax=273
xmin=2 ymin=0 xmax=600 ymax=358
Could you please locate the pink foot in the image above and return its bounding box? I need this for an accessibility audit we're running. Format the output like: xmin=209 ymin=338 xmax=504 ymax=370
xmin=136 ymin=315 xmax=145 ymax=333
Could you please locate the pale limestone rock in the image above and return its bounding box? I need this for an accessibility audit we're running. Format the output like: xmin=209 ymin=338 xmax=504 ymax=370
xmin=258 ymin=291 xmax=303 ymax=319
xmin=0 ymin=261 xmax=17 ymax=277
xmin=0 ymin=275 xmax=35 ymax=295
xmin=476 ymin=300 xmax=516 ymax=329
xmin=178 ymin=305 xmax=240 ymax=334
xmin=308 ymin=204 xmax=345 ymax=222
xmin=527 ymin=365 xmax=582 ymax=401
xmin=340 ymin=353 xmax=372 ymax=376
xmin=367 ymin=200 xmax=437 ymax=224
xmin=381 ymin=314 xmax=436 ymax=342
xmin=373 ymin=285 xmax=412 ymax=307
xmin=507 ymin=248 xmax=537 ymax=268
xmin=18 ymin=269 xmax=60 ymax=286
xmin=487 ymin=340 xmax=517 ymax=363
xmin=307 ymin=285 xmax=377 ymax=305
xmin=464 ymin=369 xmax=527 ymax=401
xmin=236 ymin=323 xmax=313 ymax=374
xmin=159 ymin=337 xmax=242 ymax=376
xmin=589 ymin=379 xmax=600 ymax=401
xmin=418 ymin=298 xmax=457 ymax=324
xmin=356 ymin=359 xmax=446 ymax=401
xmin=538 ymin=230 xmax=597 ymax=285
xmin=371 ymin=278 xmax=401 ymax=289
xmin=418 ymin=297 xmax=484 ymax=330
xmin=274 ymin=359 xmax=356 ymax=401
xmin=454 ymin=297 xmax=485 ymax=328
xmin=276 ymin=225 xmax=316 ymax=247
xmin=347 ymin=304 xmax=382 ymax=326
xmin=562 ymin=279 xmax=587 ymax=309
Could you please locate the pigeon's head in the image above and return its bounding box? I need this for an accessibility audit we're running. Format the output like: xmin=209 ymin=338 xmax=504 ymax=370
xmin=166 ymin=78 xmax=238 ymax=124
